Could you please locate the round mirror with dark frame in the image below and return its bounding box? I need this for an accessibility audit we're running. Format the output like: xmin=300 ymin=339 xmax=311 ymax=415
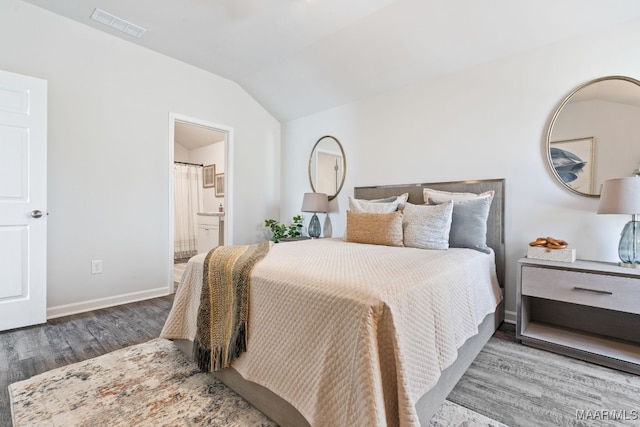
xmin=308 ymin=135 xmax=346 ymax=201
xmin=546 ymin=75 xmax=640 ymax=197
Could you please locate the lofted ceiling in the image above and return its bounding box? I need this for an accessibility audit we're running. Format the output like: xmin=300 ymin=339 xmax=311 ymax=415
xmin=23 ymin=0 xmax=640 ymax=122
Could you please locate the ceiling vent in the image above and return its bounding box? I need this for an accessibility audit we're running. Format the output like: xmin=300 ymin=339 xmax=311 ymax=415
xmin=90 ymin=8 xmax=146 ymax=39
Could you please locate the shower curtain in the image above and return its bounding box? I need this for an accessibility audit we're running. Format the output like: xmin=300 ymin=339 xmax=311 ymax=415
xmin=174 ymin=163 xmax=203 ymax=259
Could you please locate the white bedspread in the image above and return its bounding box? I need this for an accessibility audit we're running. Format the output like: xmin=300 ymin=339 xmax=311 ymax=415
xmin=161 ymin=238 xmax=502 ymax=427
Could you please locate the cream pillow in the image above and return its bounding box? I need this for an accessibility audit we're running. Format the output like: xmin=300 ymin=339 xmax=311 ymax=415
xmin=423 ymin=188 xmax=494 ymax=204
xmin=348 ymin=196 xmax=399 ymax=213
xmin=345 ymin=211 xmax=403 ymax=247
xmin=402 ymin=202 xmax=453 ymax=250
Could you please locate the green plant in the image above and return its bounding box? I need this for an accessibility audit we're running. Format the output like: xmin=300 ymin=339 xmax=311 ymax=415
xmin=264 ymin=215 xmax=303 ymax=242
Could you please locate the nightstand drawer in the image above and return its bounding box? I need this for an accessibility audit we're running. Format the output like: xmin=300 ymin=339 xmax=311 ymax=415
xmin=521 ymin=265 xmax=640 ymax=315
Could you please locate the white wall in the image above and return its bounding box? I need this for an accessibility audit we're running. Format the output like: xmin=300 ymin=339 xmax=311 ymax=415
xmin=174 ymin=143 xmax=190 ymax=163
xmin=281 ymin=19 xmax=640 ymax=322
xmin=0 ymin=0 xmax=280 ymax=314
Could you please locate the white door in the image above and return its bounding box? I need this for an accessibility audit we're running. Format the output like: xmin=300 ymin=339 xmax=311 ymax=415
xmin=0 ymin=69 xmax=47 ymax=331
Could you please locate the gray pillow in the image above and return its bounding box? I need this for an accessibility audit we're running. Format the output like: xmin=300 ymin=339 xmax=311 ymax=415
xmin=429 ymin=197 xmax=492 ymax=253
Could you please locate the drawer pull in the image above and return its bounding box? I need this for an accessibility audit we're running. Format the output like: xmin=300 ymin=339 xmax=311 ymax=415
xmin=572 ymin=286 xmax=613 ymax=296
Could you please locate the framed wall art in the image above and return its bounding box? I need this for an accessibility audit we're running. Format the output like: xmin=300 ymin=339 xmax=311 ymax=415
xmin=550 ymin=137 xmax=595 ymax=194
xmin=203 ymin=164 xmax=216 ymax=188
xmin=215 ymin=173 xmax=224 ymax=197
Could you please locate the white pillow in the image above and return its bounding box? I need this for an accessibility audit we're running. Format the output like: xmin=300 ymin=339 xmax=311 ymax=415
xmin=372 ymin=192 xmax=409 ymax=209
xmin=348 ymin=196 xmax=399 ymax=213
xmin=395 ymin=192 xmax=409 ymax=209
xmin=423 ymin=188 xmax=494 ymax=204
xmin=402 ymin=201 xmax=453 ymax=250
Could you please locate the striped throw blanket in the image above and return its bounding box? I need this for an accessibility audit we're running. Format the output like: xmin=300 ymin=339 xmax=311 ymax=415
xmin=193 ymin=241 xmax=272 ymax=372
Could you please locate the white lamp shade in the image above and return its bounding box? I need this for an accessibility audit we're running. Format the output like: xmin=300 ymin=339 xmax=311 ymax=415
xmin=597 ymin=177 xmax=640 ymax=215
xmin=301 ymin=192 xmax=329 ymax=213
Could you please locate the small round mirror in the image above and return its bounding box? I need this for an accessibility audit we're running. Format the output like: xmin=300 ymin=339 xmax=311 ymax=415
xmin=308 ymin=135 xmax=346 ymax=201
xmin=547 ymin=76 xmax=640 ymax=197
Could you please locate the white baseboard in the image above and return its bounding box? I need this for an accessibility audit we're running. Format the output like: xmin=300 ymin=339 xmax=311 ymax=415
xmin=503 ymin=310 xmax=516 ymax=324
xmin=47 ymin=287 xmax=172 ymax=320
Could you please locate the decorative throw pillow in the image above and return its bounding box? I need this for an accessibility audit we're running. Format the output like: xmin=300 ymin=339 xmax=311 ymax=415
xmin=430 ymin=197 xmax=492 ymax=253
xmin=402 ymin=202 xmax=453 ymax=250
xmin=348 ymin=196 xmax=399 ymax=213
xmin=345 ymin=211 xmax=403 ymax=247
xmin=423 ymin=188 xmax=494 ymax=204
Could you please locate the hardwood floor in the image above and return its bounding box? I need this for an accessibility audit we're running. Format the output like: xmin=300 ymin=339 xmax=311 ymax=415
xmin=2 ymin=298 xmax=639 ymax=427
xmin=0 ymin=295 xmax=175 ymax=426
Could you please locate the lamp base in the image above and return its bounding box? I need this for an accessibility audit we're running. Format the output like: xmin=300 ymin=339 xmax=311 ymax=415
xmin=618 ymin=262 xmax=640 ymax=269
xmin=308 ymin=213 xmax=321 ymax=238
xmin=618 ymin=220 xmax=640 ymax=267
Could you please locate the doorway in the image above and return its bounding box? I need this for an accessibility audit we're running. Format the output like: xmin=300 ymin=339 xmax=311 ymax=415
xmin=168 ymin=113 xmax=232 ymax=291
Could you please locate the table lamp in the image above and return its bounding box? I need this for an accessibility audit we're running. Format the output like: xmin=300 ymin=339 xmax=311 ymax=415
xmin=301 ymin=192 xmax=329 ymax=238
xmin=597 ymin=177 xmax=640 ymax=268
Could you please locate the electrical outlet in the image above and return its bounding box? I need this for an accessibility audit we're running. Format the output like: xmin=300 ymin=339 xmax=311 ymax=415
xmin=91 ymin=260 xmax=103 ymax=274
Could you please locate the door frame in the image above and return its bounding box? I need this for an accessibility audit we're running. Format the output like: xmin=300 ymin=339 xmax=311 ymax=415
xmin=168 ymin=112 xmax=233 ymax=292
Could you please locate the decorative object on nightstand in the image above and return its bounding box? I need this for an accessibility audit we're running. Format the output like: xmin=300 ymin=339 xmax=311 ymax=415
xmin=597 ymin=177 xmax=640 ymax=268
xmin=264 ymin=215 xmax=304 ymax=243
xmin=301 ymin=192 xmax=329 ymax=238
xmin=527 ymin=236 xmax=576 ymax=262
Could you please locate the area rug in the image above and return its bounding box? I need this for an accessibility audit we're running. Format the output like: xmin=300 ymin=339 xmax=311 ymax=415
xmin=9 ymin=338 xmax=506 ymax=426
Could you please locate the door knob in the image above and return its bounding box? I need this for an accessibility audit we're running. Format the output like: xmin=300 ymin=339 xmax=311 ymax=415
xmin=31 ymin=210 xmax=43 ymax=218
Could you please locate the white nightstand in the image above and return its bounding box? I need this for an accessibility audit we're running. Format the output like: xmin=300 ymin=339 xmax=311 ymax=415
xmin=517 ymin=257 xmax=640 ymax=374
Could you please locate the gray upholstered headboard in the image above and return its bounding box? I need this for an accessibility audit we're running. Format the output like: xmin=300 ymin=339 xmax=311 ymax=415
xmin=354 ymin=178 xmax=505 ymax=288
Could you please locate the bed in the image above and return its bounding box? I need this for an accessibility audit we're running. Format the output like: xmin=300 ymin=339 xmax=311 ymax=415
xmin=161 ymin=179 xmax=505 ymax=427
